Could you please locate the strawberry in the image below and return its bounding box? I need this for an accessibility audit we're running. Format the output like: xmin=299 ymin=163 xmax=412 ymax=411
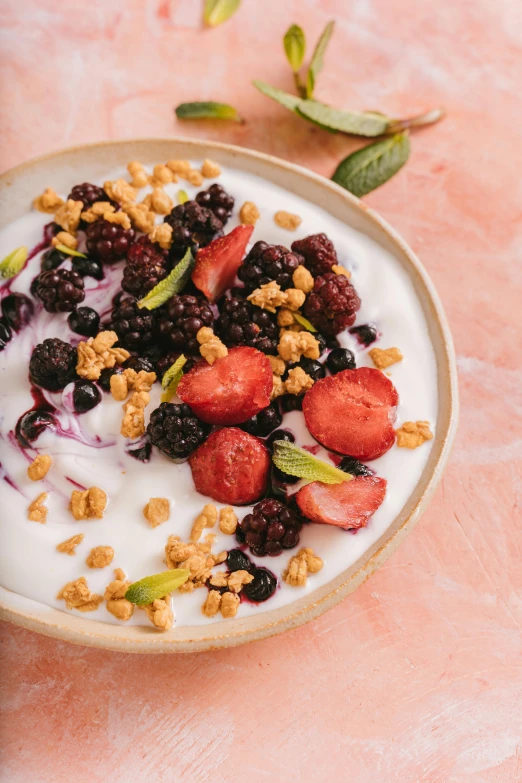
xmin=177 ymin=346 xmax=273 ymax=425
xmin=192 ymin=224 xmax=254 ymax=303
xmin=296 ymin=475 xmax=387 ymax=529
xmin=189 ymin=427 xmax=270 ymax=505
xmin=302 ymin=367 xmax=398 ymax=460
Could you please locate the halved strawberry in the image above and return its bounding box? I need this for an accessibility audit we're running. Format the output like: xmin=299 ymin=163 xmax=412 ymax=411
xmin=302 ymin=367 xmax=398 ymax=460
xmin=177 ymin=346 xmax=272 ymax=425
xmin=296 ymin=475 xmax=387 ymax=529
xmin=189 ymin=427 xmax=270 ymax=505
xmin=192 ymin=224 xmax=254 ymax=302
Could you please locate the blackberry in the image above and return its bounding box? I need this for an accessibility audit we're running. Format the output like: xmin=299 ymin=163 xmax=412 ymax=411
xmin=0 ymin=318 xmax=12 ymax=351
xmin=237 ymin=241 xmax=303 ymax=293
xmin=122 ymin=237 xmax=169 ymax=298
xmin=41 ymin=247 xmax=67 ymax=272
xmin=326 ymin=347 xmax=356 ymax=374
xmin=243 ymin=567 xmax=278 ymax=602
xmin=122 ymin=355 xmax=156 ymax=374
xmin=158 ymin=294 xmax=213 ymax=354
xmin=241 ymin=403 xmax=282 ymax=438
xmin=291 ymin=232 xmax=338 ymax=277
xmin=72 ymin=380 xmax=101 ymax=414
xmin=98 ymin=366 xmax=123 ymax=392
xmin=29 ymin=338 xmax=78 ymax=391
xmin=195 ymin=183 xmax=235 ymax=224
xmin=164 ymin=201 xmax=223 ymax=260
xmin=68 ymin=307 xmax=100 ymax=337
xmin=85 ymin=219 xmax=135 ymax=264
xmin=349 ymin=323 xmax=378 ymax=347
xmin=126 ymin=440 xmax=152 ymax=462
xmin=295 ymin=358 xmax=326 ymax=382
xmin=1 ymin=293 xmax=34 ymax=332
xmin=226 ymin=549 xmax=253 ymax=573
xmin=16 ymin=409 xmax=56 ymax=447
xmin=215 ymin=296 xmax=278 ymax=354
xmin=71 ymin=255 xmax=104 ymax=280
xmin=68 ymin=182 xmax=108 ymax=208
xmin=265 ymin=429 xmax=300 ymax=485
xmin=35 ymin=269 xmax=85 ymax=313
xmin=237 ymin=498 xmax=302 ymax=557
xmin=110 ymin=297 xmax=157 ymax=351
xmin=303 ymin=272 xmax=361 ymax=336
xmin=147 ymin=402 xmax=210 ymax=460
xmin=339 ymin=456 xmax=374 ymax=477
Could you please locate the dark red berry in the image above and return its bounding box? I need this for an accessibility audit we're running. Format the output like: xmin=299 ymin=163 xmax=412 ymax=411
xmin=72 ymin=380 xmax=101 ymax=414
xmin=215 ymin=296 xmax=278 ymax=354
xmin=237 ymin=498 xmax=303 ymax=557
xmin=1 ymin=293 xmax=34 ymax=332
xmin=85 ymin=219 xmax=135 ymax=264
xmin=164 ymin=201 xmax=223 ymax=260
xmin=326 ymin=348 xmax=356 ymax=374
xmin=0 ymin=318 xmax=12 ymax=351
xmin=110 ymin=297 xmax=157 ymax=351
xmin=158 ymin=294 xmax=213 ymax=354
xmin=339 ymin=456 xmax=374 ymax=477
xmin=121 ymin=237 xmax=169 ymax=298
xmin=29 ymin=338 xmax=78 ymax=391
xmin=195 ymin=183 xmax=235 ymax=224
xmin=237 ymin=241 xmax=304 ymax=293
xmin=35 ymin=269 xmax=85 ymax=313
xmin=303 ymin=272 xmax=361 ymax=336
xmin=241 ymin=403 xmax=282 ymax=438
xmin=68 ymin=182 xmax=108 ymax=208
xmin=291 ymin=233 xmax=338 ymax=276
xmin=68 ymin=307 xmax=100 ymax=337
xmin=243 ymin=567 xmax=277 ymax=602
xmin=349 ymin=323 xmax=378 ymax=347
xmin=147 ymin=402 xmax=210 ymax=460
xmin=16 ymin=410 xmax=56 ymax=447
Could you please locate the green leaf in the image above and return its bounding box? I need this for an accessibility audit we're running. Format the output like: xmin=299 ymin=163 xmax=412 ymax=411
xmin=306 ymin=20 xmax=335 ymax=98
xmin=54 ymin=244 xmax=87 ymax=258
xmin=0 ymin=246 xmax=28 ymax=280
xmin=272 ymin=440 xmax=352 ymax=484
xmin=284 ymin=24 xmax=306 ymax=73
xmin=125 ymin=569 xmax=190 ymax=606
xmin=161 ymin=354 xmax=187 ymax=402
xmin=332 ymin=133 xmax=410 ymax=198
xmin=203 ymin=0 xmax=241 ymax=27
xmin=253 ymin=80 xmax=304 ymax=113
xmin=177 ymin=189 xmax=189 ymax=205
xmin=138 ymin=248 xmax=195 ymax=310
xmin=175 ymin=102 xmax=242 ymax=122
xmin=292 ymin=312 xmax=317 ymax=332
xmin=297 ymin=101 xmax=390 ymax=137
xmin=387 ymin=107 xmax=445 ymax=133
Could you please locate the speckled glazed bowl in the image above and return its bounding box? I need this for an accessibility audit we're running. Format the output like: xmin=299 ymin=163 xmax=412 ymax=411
xmin=0 ymin=139 xmax=458 ymax=653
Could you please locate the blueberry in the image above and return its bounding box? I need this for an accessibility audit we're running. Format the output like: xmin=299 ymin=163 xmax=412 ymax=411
xmin=16 ymin=410 xmax=56 ymax=447
xmin=68 ymin=307 xmax=100 ymax=338
xmin=122 ymin=356 xmax=156 ymax=374
xmin=40 ymin=248 xmax=67 ymax=271
xmin=72 ymin=380 xmax=101 ymax=414
xmin=241 ymin=403 xmax=282 ymax=438
xmin=349 ymin=323 xmax=378 ymax=347
xmin=1 ymin=293 xmax=34 ymax=331
xmin=243 ymin=567 xmax=278 ymax=602
xmin=98 ymin=366 xmax=122 ymax=392
xmin=72 ymin=255 xmax=104 ymax=280
xmin=339 ymin=456 xmax=374 ymax=477
xmin=265 ymin=428 xmax=295 ymax=451
xmin=226 ymin=549 xmax=253 ymax=572
xmin=326 ymin=348 xmax=356 ymax=374
xmin=298 ymin=358 xmax=326 ymax=381
xmin=0 ymin=318 xmax=12 ymax=351
xmin=126 ymin=441 xmax=152 ymax=462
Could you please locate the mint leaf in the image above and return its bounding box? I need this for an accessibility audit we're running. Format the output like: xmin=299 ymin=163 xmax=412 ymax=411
xmin=293 ymin=312 xmax=317 ymax=332
xmin=125 ymin=569 xmax=190 ymax=605
xmin=272 ymin=440 xmax=351 ymax=484
xmin=0 ymin=246 xmax=28 ymax=280
xmin=161 ymin=354 xmax=187 ymax=402
xmin=306 ymin=20 xmax=335 ymax=98
xmin=54 ymin=244 xmax=87 ymax=258
xmin=253 ymin=80 xmax=303 ymax=113
xmin=203 ymin=0 xmax=241 ymax=27
xmin=297 ymin=101 xmax=390 ymax=137
xmin=175 ymin=102 xmax=242 ymax=122
xmin=387 ymin=107 xmax=445 ymax=133
xmin=284 ymin=24 xmax=306 ymax=73
xmin=138 ymin=248 xmax=194 ymax=310
xmin=177 ymin=189 xmax=189 ymax=205
xmin=332 ymin=133 xmax=410 ymax=198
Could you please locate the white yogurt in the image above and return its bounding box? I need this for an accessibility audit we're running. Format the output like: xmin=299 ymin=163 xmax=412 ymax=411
xmin=0 ymin=163 xmax=437 ymax=628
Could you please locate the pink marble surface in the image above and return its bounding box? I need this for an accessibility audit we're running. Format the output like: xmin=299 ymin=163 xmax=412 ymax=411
xmin=1 ymin=1 xmax=521 ymax=781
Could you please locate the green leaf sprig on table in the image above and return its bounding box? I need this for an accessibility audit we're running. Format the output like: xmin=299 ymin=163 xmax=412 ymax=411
xmin=175 ymin=102 xmax=242 ymax=122
xmin=203 ymin=0 xmax=241 ymax=27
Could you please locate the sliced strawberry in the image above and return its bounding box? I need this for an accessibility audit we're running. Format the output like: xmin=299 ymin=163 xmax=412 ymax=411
xmin=296 ymin=475 xmax=387 ymax=529
xmin=303 ymin=367 xmax=398 ymax=461
xmin=177 ymin=346 xmax=272 ymax=425
xmin=189 ymin=427 xmax=270 ymax=505
xmin=192 ymin=224 xmax=254 ymax=303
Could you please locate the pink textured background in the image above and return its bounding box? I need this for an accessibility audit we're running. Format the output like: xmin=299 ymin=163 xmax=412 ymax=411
xmin=1 ymin=1 xmax=521 ymax=781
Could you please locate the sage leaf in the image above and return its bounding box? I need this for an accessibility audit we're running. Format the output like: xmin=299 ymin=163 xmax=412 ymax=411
xmin=175 ymin=102 xmax=242 ymax=122
xmin=292 ymin=312 xmax=317 ymax=332
xmin=252 ymin=80 xmax=303 ymax=113
xmin=387 ymin=107 xmax=445 ymax=133
xmin=306 ymin=20 xmax=335 ymax=98
xmin=138 ymin=248 xmax=194 ymax=310
xmin=297 ymin=101 xmax=390 ymax=137
xmin=203 ymin=0 xmax=241 ymax=27
xmin=332 ymin=133 xmax=410 ymax=198
xmin=272 ymin=440 xmax=352 ymax=484
xmin=177 ymin=189 xmax=189 ymax=205
xmin=125 ymin=569 xmax=190 ymax=606
xmin=54 ymin=244 xmax=87 ymax=258
xmin=161 ymin=354 xmax=187 ymax=402
xmin=0 ymin=246 xmax=28 ymax=279
xmin=284 ymin=24 xmax=306 ymax=73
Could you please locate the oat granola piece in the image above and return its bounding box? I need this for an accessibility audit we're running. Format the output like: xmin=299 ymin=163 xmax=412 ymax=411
xmin=57 ymin=577 xmax=103 ymax=612
xmin=271 ymin=374 xmax=286 ymax=400
xmin=202 ymin=590 xmax=222 ymax=618
xmin=292 ymin=265 xmax=314 ymax=293
xmin=127 ymin=161 xmax=150 ymax=188
xmin=28 ymin=492 xmax=48 ymax=523
xmin=56 ymin=533 xmax=85 ymax=555
xmin=103 ymin=179 xmax=137 ymax=205
xmin=166 ymin=159 xmax=192 ymax=177
xmin=51 ymin=231 xmax=78 ymax=250
xmin=277 ymin=308 xmax=296 ymax=328
xmin=69 ymin=487 xmax=108 ymax=520
xmin=278 ymin=330 xmax=320 ymax=363
xmin=227 ymin=569 xmax=254 ymax=594
xmin=209 ymin=572 xmax=228 ymax=588
xmin=110 ymin=373 xmax=128 ymax=401
xmin=150 ymin=187 xmax=173 ymax=216
xmin=247 ymin=281 xmax=287 ymax=313
xmin=369 ymin=347 xmax=403 ymax=370
xmin=103 ymin=211 xmax=132 ymax=230
xmin=190 ymin=504 xmax=218 ymax=542
xmin=76 ymin=330 xmax=130 ymax=381
xmin=239 ymin=201 xmax=260 ymax=225
xmin=148 ymin=222 xmax=173 ymax=250
xmin=201 ymin=159 xmax=221 ymax=178
xmin=104 ymin=568 xmax=134 ymax=620
xmin=27 ymin=454 xmax=52 ymax=481
xmin=219 ymin=506 xmax=238 ymax=535
xmin=220 ymin=591 xmax=240 ymax=618
xmin=54 ymin=199 xmax=83 ymax=234
xmin=196 ymin=326 xmax=228 ymax=365
xmin=331 ymin=264 xmax=351 ymax=278
xmin=165 ymin=533 xmax=224 ymax=592
xmin=123 ymin=368 xmax=156 ymax=393
xmin=121 ymin=391 xmax=150 ymax=439
xmin=143 ymin=497 xmax=170 ymax=528
xmin=33 ymin=187 xmax=64 ymax=214
xmin=187 ymin=169 xmax=204 ymax=187
xmin=274 ymin=210 xmax=302 ymax=231
xmin=124 ymin=202 xmax=156 ymax=233
xmin=80 ymin=201 xmax=116 ymax=223
xmin=153 ymin=163 xmax=175 ymax=185
xmin=285 ymin=366 xmax=314 ymax=395
xmin=396 ymin=420 xmax=433 ymax=449
xmin=285 ymin=288 xmax=306 ymax=312
xmin=86 ymin=545 xmax=114 ymax=569
xmin=268 ymin=355 xmax=286 ymax=376
xmin=283 ymin=547 xmax=323 ymax=587
xmin=144 ymin=597 xmax=173 ymax=630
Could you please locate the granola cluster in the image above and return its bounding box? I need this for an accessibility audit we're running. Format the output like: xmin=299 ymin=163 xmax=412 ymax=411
xmin=274 ymin=210 xmax=302 ymax=231
xmin=110 ymin=367 xmax=156 ymax=401
xmin=86 ymin=545 xmax=114 ymax=569
xmin=27 ymin=454 xmax=52 ymax=481
xmin=143 ymin=497 xmax=170 ymax=528
xmin=283 ymin=548 xmax=324 ymax=587
xmin=164 ymin=505 xmax=227 ymax=593
xmin=76 ymin=331 xmax=130 ymax=381
xmin=28 ymin=492 xmax=48 ymax=523
xmin=121 ymin=390 xmax=151 ymax=439
xmin=197 ymin=326 xmax=228 ymax=365
xmin=69 ymin=486 xmax=107 ymax=520
xmin=369 ymin=346 xmax=403 ymax=370
xmin=104 ymin=568 xmax=134 ymax=621
xmin=396 ymin=420 xmax=433 ymax=449
xmin=56 ymin=533 xmax=84 ymax=555
xmin=247 ymin=281 xmax=305 ymax=314
xmin=58 ymin=577 xmax=103 ymax=612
